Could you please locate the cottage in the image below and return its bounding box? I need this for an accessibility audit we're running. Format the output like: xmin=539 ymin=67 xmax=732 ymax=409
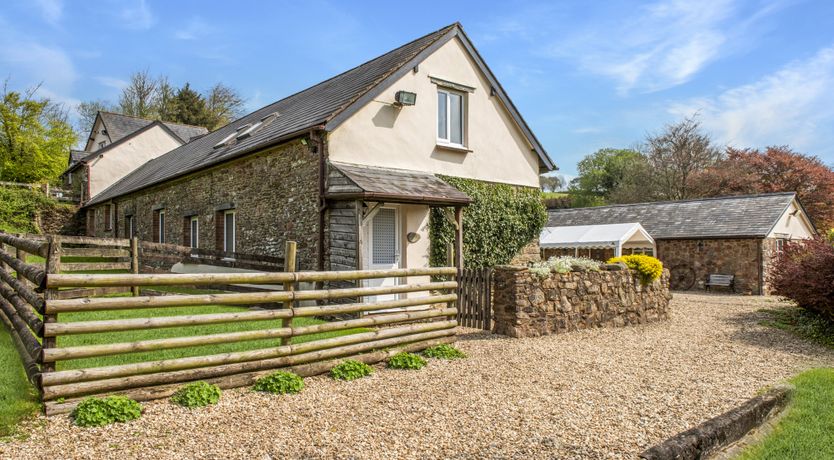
xmin=547 ymin=193 xmax=816 ymax=294
xmin=83 ymin=23 xmax=555 ymax=289
xmin=62 ymin=112 xmax=208 ymax=203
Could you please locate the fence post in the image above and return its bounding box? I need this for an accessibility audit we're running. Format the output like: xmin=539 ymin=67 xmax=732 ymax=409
xmin=281 ymin=241 xmax=297 ymax=346
xmin=42 ymin=235 xmax=62 ymax=374
xmin=15 ymin=244 xmax=26 ymax=285
xmin=130 ymin=237 xmax=140 ymax=296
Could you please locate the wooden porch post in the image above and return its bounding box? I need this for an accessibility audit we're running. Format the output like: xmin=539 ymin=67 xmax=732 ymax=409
xmin=453 ymin=206 xmax=463 ymax=272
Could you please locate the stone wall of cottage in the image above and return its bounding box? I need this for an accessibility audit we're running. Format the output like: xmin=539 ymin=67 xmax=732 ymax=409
xmin=656 ymin=238 xmax=761 ymax=294
xmin=86 ymin=139 xmax=321 ymax=270
xmin=492 ymin=266 xmax=671 ymax=338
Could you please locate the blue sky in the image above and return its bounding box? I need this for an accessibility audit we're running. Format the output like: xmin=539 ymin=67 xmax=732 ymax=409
xmin=2 ymin=0 xmax=833 ymax=179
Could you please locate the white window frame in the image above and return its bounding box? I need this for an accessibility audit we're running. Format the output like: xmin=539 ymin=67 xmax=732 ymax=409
xmin=436 ymin=88 xmax=466 ymax=147
xmin=223 ymin=210 xmax=236 ymax=253
xmin=190 ymin=216 xmax=199 ymax=249
xmin=158 ymin=210 xmax=166 ymax=244
xmin=775 ymin=238 xmax=785 ymax=254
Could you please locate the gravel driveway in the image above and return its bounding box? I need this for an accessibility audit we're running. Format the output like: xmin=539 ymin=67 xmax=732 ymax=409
xmin=2 ymin=293 xmax=832 ymax=459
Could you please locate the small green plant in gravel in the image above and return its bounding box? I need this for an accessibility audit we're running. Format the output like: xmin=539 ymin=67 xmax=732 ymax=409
xmin=423 ymin=344 xmax=467 ymax=360
xmin=171 ymin=381 xmax=222 ymax=408
xmin=330 ymin=359 xmax=374 ymax=381
xmin=72 ymin=396 xmax=142 ymax=427
xmin=387 ymin=352 xmax=427 ymax=370
xmin=252 ymin=371 xmax=305 ymax=395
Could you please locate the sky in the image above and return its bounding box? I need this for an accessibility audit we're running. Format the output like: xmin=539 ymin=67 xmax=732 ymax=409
xmin=2 ymin=0 xmax=833 ymax=181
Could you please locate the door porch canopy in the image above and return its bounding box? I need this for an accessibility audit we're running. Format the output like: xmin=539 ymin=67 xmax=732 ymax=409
xmin=540 ymin=222 xmax=655 ymax=257
xmin=325 ymin=161 xmax=471 ymax=206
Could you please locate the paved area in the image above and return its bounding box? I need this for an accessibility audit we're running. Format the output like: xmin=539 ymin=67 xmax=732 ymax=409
xmin=2 ymin=293 xmax=832 ymax=459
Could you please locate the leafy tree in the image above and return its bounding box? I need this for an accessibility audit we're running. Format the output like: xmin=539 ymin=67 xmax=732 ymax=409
xmin=693 ymin=146 xmax=834 ymax=229
xmin=118 ymin=70 xmax=158 ymax=118
xmin=568 ymin=148 xmax=649 ymax=206
xmin=205 ymin=83 xmax=244 ymax=130
xmin=76 ymin=99 xmax=116 ymax=134
xmin=540 ymin=174 xmax=562 ymax=192
xmin=644 ymin=116 xmax=722 ymax=200
xmin=0 ymin=84 xmax=77 ymax=183
xmin=170 ymin=83 xmax=210 ymax=127
xmin=154 ymin=76 xmax=177 ymax=122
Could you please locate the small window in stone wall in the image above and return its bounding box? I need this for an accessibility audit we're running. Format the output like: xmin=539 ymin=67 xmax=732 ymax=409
xmin=125 ymin=215 xmax=135 ymax=239
xmin=184 ymin=216 xmax=199 ymax=249
xmin=153 ymin=210 xmax=165 ymax=243
xmin=775 ymin=238 xmax=785 ymax=254
xmin=104 ymin=205 xmax=112 ymax=231
xmin=87 ymin=209 xmax=96 ymax=236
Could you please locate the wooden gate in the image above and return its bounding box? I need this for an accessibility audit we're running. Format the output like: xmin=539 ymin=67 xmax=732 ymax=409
xmin=457 ymin=268 xmax=493 ymax=330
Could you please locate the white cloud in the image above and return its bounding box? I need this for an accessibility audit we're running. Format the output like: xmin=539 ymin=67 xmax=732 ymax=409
xmin=539 ymin=0 xmax=782 ymax=94
xmin=669 ymin=45 xmax=834 ymax=155
xmin=174 ymin=17 xmax=212 ymax=40
xmin=33 ymin=0 xmax=63 ymax=25
xmin=119 ymin=0 xmax=155 ymax=30
xmin=95 ymin=76 xmax=128 ymax=90
xmin=0 ymin=42 xmax=77 ymax=94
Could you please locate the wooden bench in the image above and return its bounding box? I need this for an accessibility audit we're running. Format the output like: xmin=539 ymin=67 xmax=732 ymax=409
xmin=705 ymin=274 xmax=735 ymax=291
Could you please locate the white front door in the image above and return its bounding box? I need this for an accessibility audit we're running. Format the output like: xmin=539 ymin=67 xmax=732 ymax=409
xmin=363 ymin=207 xmax=400 ymax=302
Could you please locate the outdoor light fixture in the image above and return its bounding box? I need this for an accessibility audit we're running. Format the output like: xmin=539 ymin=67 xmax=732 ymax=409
xmin=407 ymin=232 xmax=421 ymax=243
xmin=394 ymin=91 xmax=417 ymax=106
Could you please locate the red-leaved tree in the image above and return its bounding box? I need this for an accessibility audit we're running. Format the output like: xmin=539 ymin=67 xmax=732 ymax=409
xmin=769 ymin=237 xmax=834 ymax=320
xmin=692 ymin=146 xmax=834 ymax=229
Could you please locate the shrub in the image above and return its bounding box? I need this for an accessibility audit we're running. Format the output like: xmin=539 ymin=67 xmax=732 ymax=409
xmin=769 ymin=237 xmax=834 ymax=321
xmin=72 ymin=396 xmax=142 ymax=427
xmin=429 ymin=176 xmax=547 ymax=268
xmin=171 ymin=381 xmax=222 ymax=408
xmin=607 ymin=254 xmax=663 ymax=284
xmin=330 ymin=360 xmax=374 ymax=381
xmin=0 ymin=187 xmax=55 ymax=233
xmin=529 ymin=256 xmax=602 ymax=278
xmin=252 ymin=371 xmax=304 ymax=395
xmin=387 ymin=352 xmax=426 ymax=370
xmin=423 ymin=344 xmax=466 ymax=359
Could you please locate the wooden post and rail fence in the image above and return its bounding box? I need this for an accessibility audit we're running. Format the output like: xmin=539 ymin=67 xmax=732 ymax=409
xmin=0 ymin=232 xmax=459 ymax=416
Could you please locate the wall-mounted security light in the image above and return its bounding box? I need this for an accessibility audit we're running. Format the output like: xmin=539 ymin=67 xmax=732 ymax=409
xmin=394 ymin=91 xmax=417 ymax=106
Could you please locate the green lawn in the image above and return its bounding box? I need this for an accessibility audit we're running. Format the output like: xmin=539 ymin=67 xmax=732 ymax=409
xmin=736 ymin=368 xmax=834 ymax=459
xmin=0 ymin=329 xmax=40 ymax=437
xmin=0 ymin=279 xmax=366 ymax=435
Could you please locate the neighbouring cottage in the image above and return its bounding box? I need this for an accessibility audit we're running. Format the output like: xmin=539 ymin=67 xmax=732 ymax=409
xmin=61 ymin=112 xmax=208 ymax=204
xmin=82 ymin=23 xmax=556 ymax=293
xmin=547 ymin=193 xmax=817 ymax=294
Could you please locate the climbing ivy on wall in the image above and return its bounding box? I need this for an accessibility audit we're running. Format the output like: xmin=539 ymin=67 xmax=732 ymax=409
xmin=429 ymin=176 xmax=547 ymax=268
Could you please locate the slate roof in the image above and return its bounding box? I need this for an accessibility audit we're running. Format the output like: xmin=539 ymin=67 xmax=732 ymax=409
xmin=87 ymin=23 xmax=553 ymax=207
xmin=68 ymin=150 xmax=86 ymax=166
xmin=99 ymin=112 xmax=208 ymax=143
xmin=327 ymin=162 xmax=471 ymax=205
xmin=547 ymin=193 xmax=801 ymax=239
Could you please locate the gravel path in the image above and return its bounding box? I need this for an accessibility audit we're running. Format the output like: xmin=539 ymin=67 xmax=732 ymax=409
xmin=2 ymin=293 xmax=832 ymax=459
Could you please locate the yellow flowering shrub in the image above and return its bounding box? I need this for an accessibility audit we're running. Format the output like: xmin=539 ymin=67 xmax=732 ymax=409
xmin=607 ymin=254 xmax=663 ymax=285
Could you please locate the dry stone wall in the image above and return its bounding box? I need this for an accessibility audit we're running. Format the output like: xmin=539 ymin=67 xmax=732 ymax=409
xmin=493 ymin=266 xmax=671 ymax=338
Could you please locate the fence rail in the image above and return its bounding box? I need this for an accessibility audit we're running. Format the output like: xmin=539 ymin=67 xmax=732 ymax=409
xmin=0 ymin=232 xmax=460 ymax=416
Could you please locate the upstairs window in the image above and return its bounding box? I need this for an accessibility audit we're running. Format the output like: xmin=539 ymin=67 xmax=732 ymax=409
xmin=437 ymin=89 xmax=465 ymax=146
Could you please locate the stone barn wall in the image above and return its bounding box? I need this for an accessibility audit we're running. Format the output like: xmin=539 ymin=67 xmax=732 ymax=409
xmin=493 ymin=266 xmax=671 ymax=338
xmin=656 ymin=238 xmax=762 ymax=294
xmin=85 ymin=139 xmax=321 ymax=270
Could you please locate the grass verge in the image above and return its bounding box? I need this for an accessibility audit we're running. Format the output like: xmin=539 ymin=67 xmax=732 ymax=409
xmin=736 ymin=368 xmax=834 ymax=459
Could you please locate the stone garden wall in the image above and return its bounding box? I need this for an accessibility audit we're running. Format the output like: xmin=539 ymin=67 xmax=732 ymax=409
xmin=493 ymin=265 xmax=671 ymax=338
